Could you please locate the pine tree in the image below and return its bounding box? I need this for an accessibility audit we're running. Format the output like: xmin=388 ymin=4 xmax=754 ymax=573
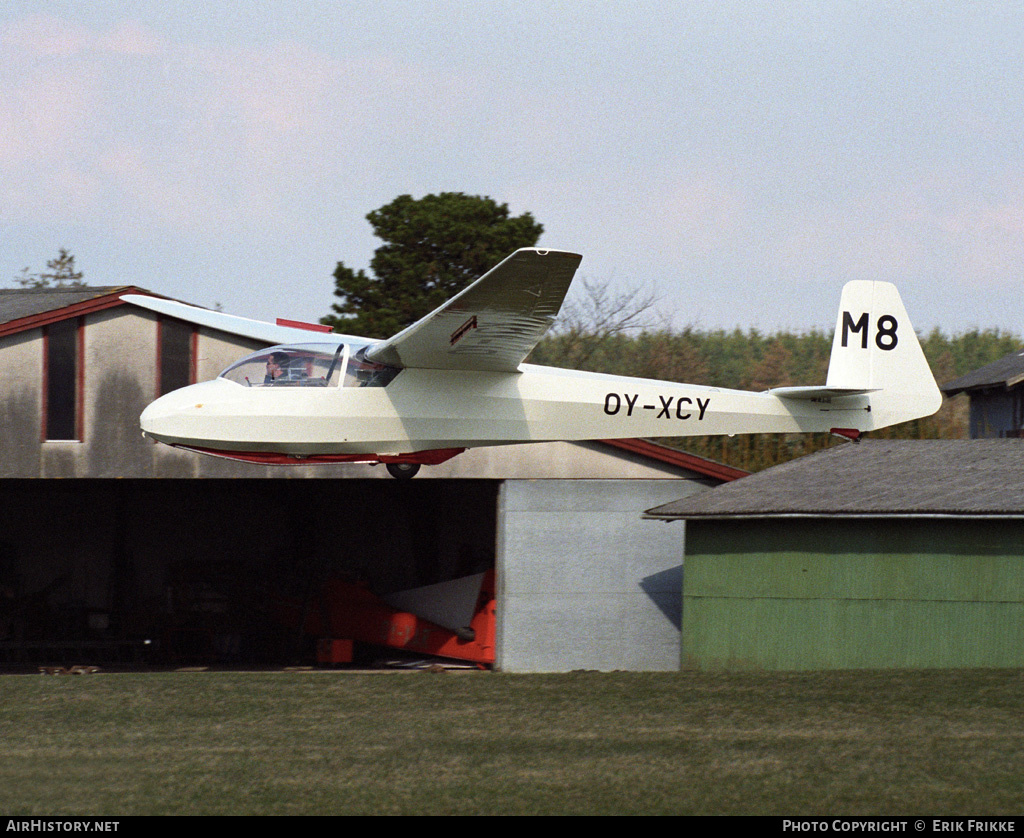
xmin=322 ymin=194 xmax=543 ymax=338
xmin=13 ymin=249 xmax=85 ymax=288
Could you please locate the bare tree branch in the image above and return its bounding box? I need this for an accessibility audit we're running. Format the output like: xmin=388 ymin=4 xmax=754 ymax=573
xmin=552 ymin=276 xmax=666 ymax=339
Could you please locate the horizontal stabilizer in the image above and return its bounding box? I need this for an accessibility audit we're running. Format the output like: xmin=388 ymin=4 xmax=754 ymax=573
xmin=770 ymin=385 xmax=877 ymax=400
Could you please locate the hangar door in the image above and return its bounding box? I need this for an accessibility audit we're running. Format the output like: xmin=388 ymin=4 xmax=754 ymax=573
xmin=0 ymin=479 xmax=498 ymax=668
xmin=495 ymin=479 xmax=689 ymax=672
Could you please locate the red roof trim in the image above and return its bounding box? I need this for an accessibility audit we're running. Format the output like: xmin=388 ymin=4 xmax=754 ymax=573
xmin=0 ymin=287 xmax=154 ymax=338
xmin=598 ymin=438 xmax=748 ymax=482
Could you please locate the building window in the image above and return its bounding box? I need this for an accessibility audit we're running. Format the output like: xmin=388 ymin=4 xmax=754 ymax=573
xmin=158 ymin=318 xmax=196 ymax=396
xmin=43 ymin=318 xmax=82 ymax=441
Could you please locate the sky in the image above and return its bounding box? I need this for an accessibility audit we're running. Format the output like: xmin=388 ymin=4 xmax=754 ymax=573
xmin=1 ymin=1 xmax=1022 ymax=335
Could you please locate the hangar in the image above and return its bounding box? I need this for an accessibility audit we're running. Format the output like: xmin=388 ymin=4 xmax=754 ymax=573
xmin=0 ymin=286 xmax=743 ymax=671
xmin=646 ymin=439 xmax=1024 ymax=670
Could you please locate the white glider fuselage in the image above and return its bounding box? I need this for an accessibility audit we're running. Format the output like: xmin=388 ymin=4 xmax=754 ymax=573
xmin=141 ymin=362 xmax=806 ymax=457
xmin=139 ymin=355 xmax=932 ymax=459
xmin=130 ymin=248 xmax=942 ymax=470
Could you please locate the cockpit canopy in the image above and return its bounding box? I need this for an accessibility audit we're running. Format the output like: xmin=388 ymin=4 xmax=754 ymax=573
xmin=218 ymin=343 xmax=400 ymax=389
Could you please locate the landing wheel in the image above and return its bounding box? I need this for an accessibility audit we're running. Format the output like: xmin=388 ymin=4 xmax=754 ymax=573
xmin=386 ymin=462 xmax=421 ymax=479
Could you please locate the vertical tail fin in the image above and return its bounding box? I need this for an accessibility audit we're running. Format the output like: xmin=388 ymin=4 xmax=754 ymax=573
xmin=826 ymin=281 xmax=942 ymax=429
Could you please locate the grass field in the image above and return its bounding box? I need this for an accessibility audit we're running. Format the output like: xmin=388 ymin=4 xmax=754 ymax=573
xmin=1 ymin=668 xmax=1022 ymax=816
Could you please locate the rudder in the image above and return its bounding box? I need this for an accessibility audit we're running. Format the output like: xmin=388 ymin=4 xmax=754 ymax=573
xmin=826 ymin=280 xmax=941 ymax=429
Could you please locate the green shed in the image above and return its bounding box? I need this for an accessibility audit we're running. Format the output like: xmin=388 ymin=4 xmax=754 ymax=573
xmin=645 ymin=440 xmax=1024 ymax=670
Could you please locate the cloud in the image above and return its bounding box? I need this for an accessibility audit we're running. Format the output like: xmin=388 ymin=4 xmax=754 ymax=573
xmin=938 ymin=201 xmax=1024 ymax=288
xmin=2 ymin=13 xmax=164 ymax=57
xmin=766 ymin=173 xmax=1024 ymax=297
xmin=0 ymin=13 xmax=490 ymax=240
xmin=2 ymin=6 xmax=1022 ymax=333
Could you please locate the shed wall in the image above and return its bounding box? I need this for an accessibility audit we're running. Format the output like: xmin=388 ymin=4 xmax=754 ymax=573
xmin=496 ymin=479 xmax=693 ymax=672
xmin=684 ymin=519 xmax=1024 ymax=670
xmin=969 ymin=390 xmax=1017 ymax=438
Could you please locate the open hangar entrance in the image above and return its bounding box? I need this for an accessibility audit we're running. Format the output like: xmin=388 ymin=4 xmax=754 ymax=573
xmin=0 ymin=444 xmax=732 ymax=672
xmin=0 ymin=479 xmax=499 ymax=668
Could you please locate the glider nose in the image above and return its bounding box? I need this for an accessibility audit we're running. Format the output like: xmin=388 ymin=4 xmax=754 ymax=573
xmin=140 ymin=378 xmax=234 ymax=446
xmin=139 ymin=394 xmax=173 ymax=442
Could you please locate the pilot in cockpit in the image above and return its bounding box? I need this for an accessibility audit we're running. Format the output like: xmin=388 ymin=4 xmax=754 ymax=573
xmin=264 ymin=351 xmax=291 ymax=384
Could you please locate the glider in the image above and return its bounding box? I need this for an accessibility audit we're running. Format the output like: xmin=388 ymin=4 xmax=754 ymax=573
xmin=124 ymin=248 xmax=942 ymax=478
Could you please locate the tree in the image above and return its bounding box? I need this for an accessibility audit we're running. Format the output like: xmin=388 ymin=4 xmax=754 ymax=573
xmin=529 ymin=277 xmax=664 ymax=370
xmin=322 ymin=193 xmax=543 ymax=338
xmin=13 ymin=249 xmax=85 ymax=288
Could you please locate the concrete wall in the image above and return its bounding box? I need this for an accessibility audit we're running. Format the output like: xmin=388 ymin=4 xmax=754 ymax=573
xmin=0 ymin=307 xmax=268 ymax=478
xmin=0 ymin=329 xmax=42 ymax=477
xmin=684 ymin=518 xmax=1024 ymax=670
xmin=495 ymin=479 xmax=697 ymax=672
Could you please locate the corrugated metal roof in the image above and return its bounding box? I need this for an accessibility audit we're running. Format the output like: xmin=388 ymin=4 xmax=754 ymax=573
xmin=645 ymin=439 xmax=1024 ymax=519
xmin=942 ymin=348 xmax=1024 ymax=395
